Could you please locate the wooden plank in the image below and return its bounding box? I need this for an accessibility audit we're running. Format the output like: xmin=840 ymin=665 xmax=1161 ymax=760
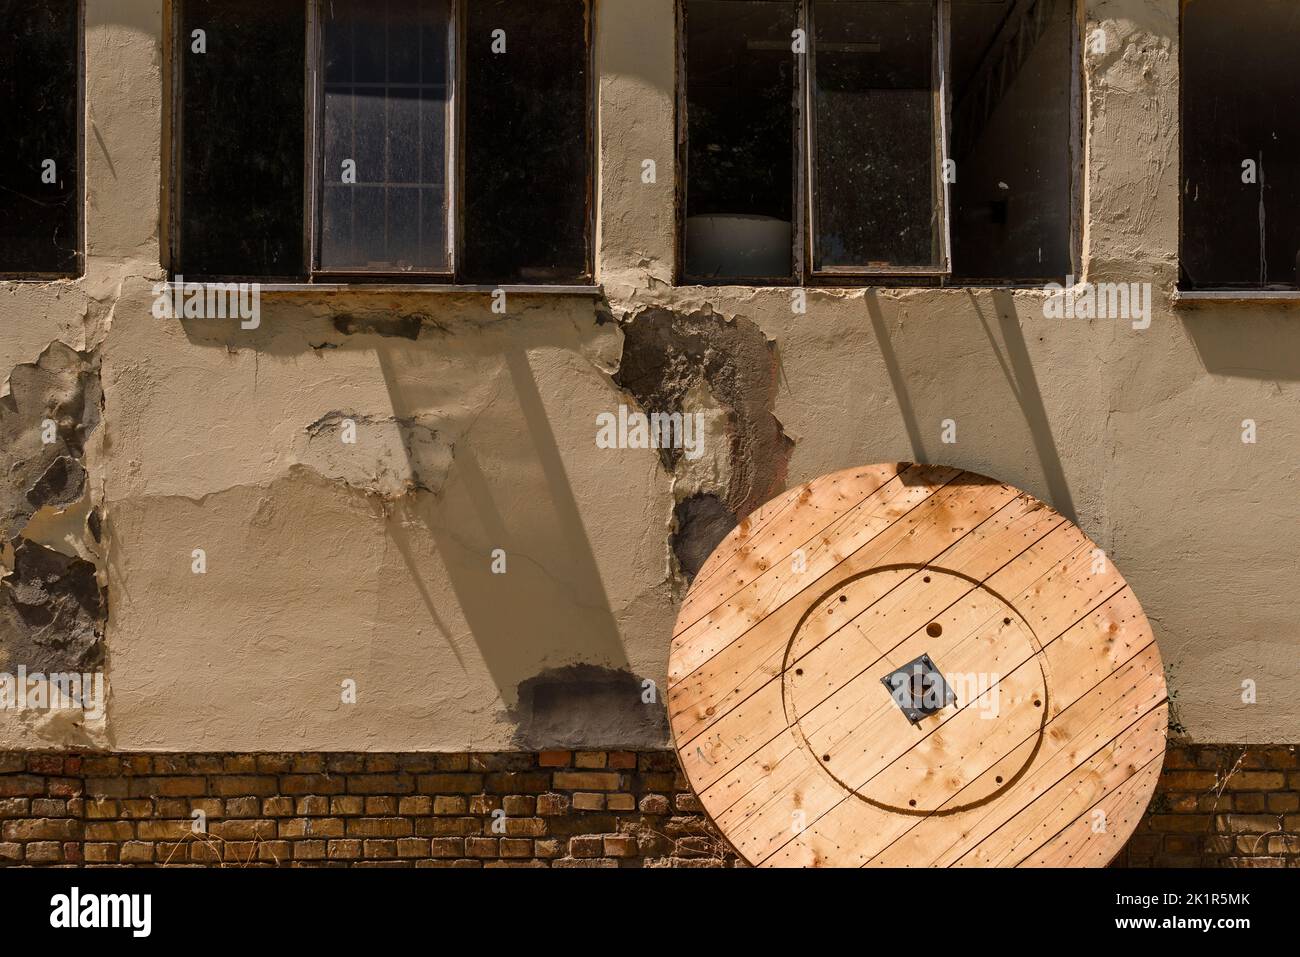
xmin=955 ymin=705 xmax=1167 ymax=867
xmin=755 ymin=601 xmax=1160 ymax=866
xmin=683 ymin=463 xmax=903 ymax=615
xmin=669 ymin=464 xmax=959 ymax=684
xmin=667 ymin=465 xmax=1167 ymax=868
xmin=867 ymin=640 xmax=1165 ymax=867
xmin=676 ymin=480 xmax=1040 ymax=786
xmin=708 ymin=518 xmax=1088 ymax=856
xmin=1016 ymin=755 xmax=1164 ymax=867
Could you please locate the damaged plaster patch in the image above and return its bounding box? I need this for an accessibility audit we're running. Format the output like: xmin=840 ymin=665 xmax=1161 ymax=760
xmin=0 ymin=539 xmax=103 ymax=673
xmin=510 ymin=663 xmax=669 ymax=750
xmin=672 ymin=493 xmax=738 ymax=579
xmin=0 ymin=342 xmax=106 ymax=678
xmin=1 ymin=342 xmax=101 ymax=539
xmin=302 ymin=410 xmax=454 ymax=499
xmin=332 ymin=313 xmax=424 ymax=340
xmin=613 ymin=306 xmax=793 ymax=583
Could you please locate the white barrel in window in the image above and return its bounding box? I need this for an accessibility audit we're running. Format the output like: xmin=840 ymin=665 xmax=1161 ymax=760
xmin=667 ymin=463 xmax=1168 ymax=867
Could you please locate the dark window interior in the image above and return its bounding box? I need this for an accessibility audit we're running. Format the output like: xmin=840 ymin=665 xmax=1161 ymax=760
xmin=681 ymin=0 xmax=1076 ymax=284
xmin=319 ymin=0 xmax=450 ymax=273
xmin=178 ymin=0 xmax=306 ymax=279
xmin=1181 ymin=0 xmax=1300 ymax=289
xmin=813 ymin=0 xmax=937 ymax=271
xmin=949 ymin=0 xmax=1073 ymax=282
xmin=462 ymin=0 xmax=591 ymax=283
xmin=683 ymin=0 xmax=796 ymax=281
xmin=0 ymin=0 xmax=80 ymax=276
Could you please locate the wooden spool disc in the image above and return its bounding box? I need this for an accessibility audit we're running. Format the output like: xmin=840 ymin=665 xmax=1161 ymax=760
xmin=667 ymin=464 xmax=1168 ymax=867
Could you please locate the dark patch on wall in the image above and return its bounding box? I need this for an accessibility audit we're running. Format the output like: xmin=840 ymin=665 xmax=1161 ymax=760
xmin=672 ymin=493 xmax=738 ymax=580
xmin=332 ymin=313 xmax=423 ymax=340
xmin=26 ymin=456 xmax=85 ymax=514
xmin=614 ymin=306 xmax=792 ymax=518
xmin=511 ymin=664 xmax=669 ymax=750
xmin=1 ymin=343 xmax=101 ymax=538
xmin=0 ymin=540 xmax=103 ymax=672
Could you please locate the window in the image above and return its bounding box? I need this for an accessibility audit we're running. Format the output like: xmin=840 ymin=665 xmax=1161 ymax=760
xmin=1181 ymin=0 xmax=1300 ymax=290
xmin=680 ymin=0 xmax=1077 ymax=284
xmin=172 ymin=0 xmax=592 ymax=283
xmin=0 ymin=0 xmax=81 ymax=277
xmin=318 ymin=0 xmax=452 ymax=274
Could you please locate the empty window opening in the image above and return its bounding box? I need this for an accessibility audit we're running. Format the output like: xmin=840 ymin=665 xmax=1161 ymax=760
xmin=1181 ymin=0 xmax=1300 ymax=290
xmin=949 ymin=0 xmax=1073 ymax=282
xmin=176 ymin=0 xmax=306 ymax=279
xmin=0 ymin=0 xmax=81 ymax=277
xmin=462 ymin=0 xmax=592 ymax=283
xmin=683 ymin=0 xmax=796 ymax=281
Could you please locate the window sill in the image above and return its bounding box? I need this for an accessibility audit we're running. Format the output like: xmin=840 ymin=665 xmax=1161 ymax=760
xmin=1174 ymin=289 xmax=1300 ymax=304
xmin=162 ymin=281 xmax=604 ymax=297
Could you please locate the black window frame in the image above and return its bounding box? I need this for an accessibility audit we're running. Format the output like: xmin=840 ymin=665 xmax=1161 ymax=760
xmin=0 ymin=0 xmax=84 ymax=280
xmin=168 ymin=0 xmax=595 ymax=285
xmin=674 ymin=0 xmax=1083 ymax=288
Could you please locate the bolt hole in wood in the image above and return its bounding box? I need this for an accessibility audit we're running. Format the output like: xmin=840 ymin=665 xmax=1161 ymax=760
xmin=908 ymin=672 xmax=928 ymax=702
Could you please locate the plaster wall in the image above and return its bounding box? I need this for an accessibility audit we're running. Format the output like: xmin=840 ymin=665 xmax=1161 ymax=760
xmin=1 ymin=0 xmax=1296 ymax=751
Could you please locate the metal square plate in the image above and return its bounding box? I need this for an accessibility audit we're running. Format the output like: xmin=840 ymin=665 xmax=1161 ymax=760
xmin=880 ymin=653 xmax=957 ymax=723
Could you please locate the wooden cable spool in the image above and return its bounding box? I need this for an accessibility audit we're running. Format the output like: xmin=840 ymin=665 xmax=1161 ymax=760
xmin=667 ymin=463 xmax=1168 ymax=867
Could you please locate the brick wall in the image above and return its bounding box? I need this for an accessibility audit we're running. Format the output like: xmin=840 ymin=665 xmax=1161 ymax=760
xmin=0 ymin=750 xmax=739 ymax=867
xmin=1112 ymin=743 xmax=1300 ymax=868
xmin=1 ymin=744 xmax=1296 ymax=867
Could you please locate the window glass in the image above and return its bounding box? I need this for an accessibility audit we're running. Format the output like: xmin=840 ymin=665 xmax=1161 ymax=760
xmin=319 ymin=0 xmax=451 ymax=273
xmin=812 ymin=0 xmax=940 ymax=272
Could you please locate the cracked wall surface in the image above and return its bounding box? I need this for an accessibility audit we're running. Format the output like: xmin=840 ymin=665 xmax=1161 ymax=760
xmin=0 ymin=1 xmax=1296 ymax=751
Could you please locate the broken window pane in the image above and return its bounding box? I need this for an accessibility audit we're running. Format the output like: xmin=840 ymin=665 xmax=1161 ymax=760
xmin=319 ymin=0 xmax=451 ymax=273
xmin=812 ymin=0 xmax=941 ymax=272
xmin=684 ymin=0 xmax=796 ymax=281
xmin=461 ymin=0 xmax=591 ymax=283
xmin=1181 ymin=0 xmax=1300 ymax=289
xmin=0 ymin=0 xmax=80 ymax=275
xmin=949 ymin=0 xmax=1073 ymax=282
xmin=177 ymin=0 xmax=305 ymax=279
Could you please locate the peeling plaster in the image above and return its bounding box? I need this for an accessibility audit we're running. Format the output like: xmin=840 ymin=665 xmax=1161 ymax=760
xmin=0 ymin=1 xmax=1295 ymax=751
xmin=611 ymin=305 xmax=794 ymax=585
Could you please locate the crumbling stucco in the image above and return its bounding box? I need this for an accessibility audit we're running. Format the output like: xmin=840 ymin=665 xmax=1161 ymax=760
xmin=0 ymin=1 xmax=1296 ymax=752
xmin=0 ymin=342 xmax=106 ymax=687
xmin=612 ymin=306 xmax=793 ymax=584
xmin=510 ymin=663 xmax=668 ymax=750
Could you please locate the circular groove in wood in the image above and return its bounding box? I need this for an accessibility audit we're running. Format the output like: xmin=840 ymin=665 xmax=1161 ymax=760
xmin=667 ymin=464 xmax=1168 ymax=868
